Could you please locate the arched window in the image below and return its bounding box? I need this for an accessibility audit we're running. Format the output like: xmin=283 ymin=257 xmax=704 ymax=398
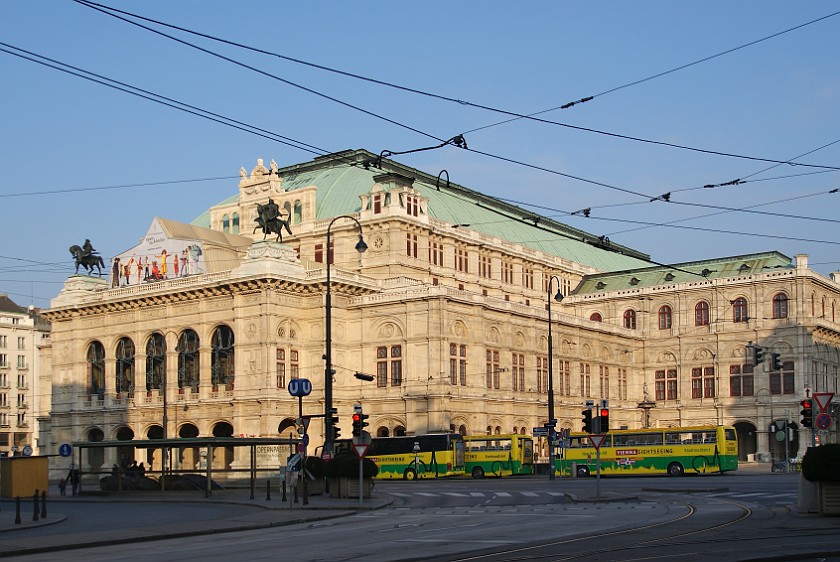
xmin=211 ymin=325 xmax=235 ymax=389
xmin=222 ymin=214 xmax=230 ymax=233
xmin=87 ymin=341 xmax=105 ymax=398
xmin=458 ymin=425 xmax=467 ymax=436
xmin=393 ymin=426 xmax=406 ymax=437
xmin=658 ymin=305 xmax=672 ymax=330
xmin=231 ymin=212 xmax=240 ymax=234
xmin=294 ymin=200 xmax=303 ymax=224
xmin=590 ymin=312 xmax=602 ymax=322
xmin=623 ymin=309 xmax=637 ymax=330
xmin=486 ymin=425 xmax=492 ymax=435
xmin=115 ymin=337 xmax=135 ymax=396
xmin=732 ymin=297 xmax=749 ymax=322
xmin=377 ymin=426 xmax=390 ymax=437
xmin=772 ymin=293 xmax=789 ymax=319
xmin=695 ymin=301 xmax=710 ymax=326
xmin=145 ymin=333 xmax=166 ymax=391
xmin=178 ymin=329 xmax=200 ymax=392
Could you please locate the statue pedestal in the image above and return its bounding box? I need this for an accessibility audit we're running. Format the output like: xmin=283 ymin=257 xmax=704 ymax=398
xmin=232 ymin=241 xmax=305 ymax=279
xmin=51 ymin=275 xmax=108 ymax=307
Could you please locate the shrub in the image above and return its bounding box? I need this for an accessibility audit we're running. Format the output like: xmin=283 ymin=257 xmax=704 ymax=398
xmin=325 ymin=453 xmax=379 ymax=479
xmin=802 ymin=444 xmax=840 ymax=482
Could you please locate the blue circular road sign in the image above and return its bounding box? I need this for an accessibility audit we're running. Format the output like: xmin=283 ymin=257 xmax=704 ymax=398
xmin=59 ymin=443 xmax=73 ymax=457
xmin=287 ymin=378 xmax=312 ymax=397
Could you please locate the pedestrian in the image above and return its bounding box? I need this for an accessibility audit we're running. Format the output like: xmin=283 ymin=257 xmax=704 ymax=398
xmin=58 ymin=478 xmax=67 ymax=496
xmin=67 ymin=466 xmax=80 ymax=496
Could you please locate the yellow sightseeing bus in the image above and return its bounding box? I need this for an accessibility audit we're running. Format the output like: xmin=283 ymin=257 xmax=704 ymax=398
xmin=337 ymin=434 xmax=466 ymax=480
xmin=463 ymin=434 xmax=535 ymax=478
xmin=556 ymin=425 xmax=738 ymax=477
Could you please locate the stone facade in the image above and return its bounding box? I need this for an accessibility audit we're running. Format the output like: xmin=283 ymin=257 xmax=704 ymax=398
xmin=39 ymin=151 xmax=840 ymax=473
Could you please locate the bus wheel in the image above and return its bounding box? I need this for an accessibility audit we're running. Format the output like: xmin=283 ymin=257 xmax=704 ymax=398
xmin=403 ymin=468 xmax=418 ymax=480
xmin=576 ymin=466 xmax=590 ymax=477
xmin=668 ymin=462 xmax=685 ymax=477
xmin=472 ymin=466 xmax=485 ymax=479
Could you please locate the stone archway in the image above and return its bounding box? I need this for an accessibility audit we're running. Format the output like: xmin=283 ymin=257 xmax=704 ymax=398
xmin=212 ymin=422 xmax=234 ymax=469
xmin=86 ymin=427 xmax=105 ymax=471
xmin=178 ymin=423 xmax=200 ymax=469
xmin=733 ymin=421 xmax=757 ymax=462
xmin=115 ymin=426 xmax=135 ymax=470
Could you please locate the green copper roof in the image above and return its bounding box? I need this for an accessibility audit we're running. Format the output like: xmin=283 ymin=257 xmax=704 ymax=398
xmin=195 ymin=149 xmax=652 ymax=272
xmin=572 ymin=251 xmax=793 ymax=295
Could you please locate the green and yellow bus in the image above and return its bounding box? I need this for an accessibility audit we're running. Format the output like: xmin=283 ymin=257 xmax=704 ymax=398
xmin=338 ymin=434 xmax=466 ymax=480
xmin=556 ymin=425 xmax=738 ymax=477
xmin=463 ymin=434 xmax=535 ymax=478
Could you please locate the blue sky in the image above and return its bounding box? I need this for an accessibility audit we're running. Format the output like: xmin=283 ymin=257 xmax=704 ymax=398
xmin=2 ymin=1 xmax=839 ymax=308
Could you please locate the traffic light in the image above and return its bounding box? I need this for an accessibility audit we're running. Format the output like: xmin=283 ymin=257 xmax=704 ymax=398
xmin=771 ymin=353 xmax=782 ymax=371
xmin=352 ymin=404 xmax=362 ymax=437
xmin=800 ymin=399 xmax=813 ymax=428
xmin=328 ymin=425 xmax=341 ymax=441
xmin=599 ymin=404 xmax=610 ymax=433
xmin=582 ymin=408 xmax=593 ymax=433
xmin=295 ymin=417 xmax=305 ymax=436
xmin=753 ymin=345 xmax=765 ymax=365
xmin=327 ymin=408 xmax=340 ymax=440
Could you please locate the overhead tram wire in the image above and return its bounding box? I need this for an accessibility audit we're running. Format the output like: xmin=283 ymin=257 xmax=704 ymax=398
xmin=0 ymin=174 xmax=238 ymax=199
xmin=73 ymin=0 xmax=840 ymax=171
xmin=464 ymin=9 xmax=840 ymax=132
xmin=72 ymin=0 xmax=446 ymax=146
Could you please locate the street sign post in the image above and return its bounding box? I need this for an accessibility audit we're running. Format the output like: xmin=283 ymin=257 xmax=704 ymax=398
xmin=353 ymin=444 xmax=370 ymax=506
xmin=532 ymin=427 xmax=548 ymax=437
xmin=813 ymin=392 xmax=834 ymax=413
xmin=587 ymin=434 xmax=607 ymax=500
xmin=815 ymin=412 xmax=832 ymax=430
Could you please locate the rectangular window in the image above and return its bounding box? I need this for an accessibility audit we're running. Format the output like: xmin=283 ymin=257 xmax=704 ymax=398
xmin=479 ymin=255 xmax=492 ymax=279
xmin=451 ymin=344 xmax=467 ymax=386
xmin=406 ymin=195 xmax=419 ymax=217
xmin=486 ymin=350 xmax=500 ymax=389
xmin=512 ymin=353 xmax=525 ymax=391
xmin=430 ymin=241 xmax=444 ymax=267
xmin=290 ymin=350 xmax=299 ymax=380
xmin=459 ymin=345 xmax=467 ymax=386
xmin=391 ymin=345 xmax=402 ymax=386
xmin=0 ymin=354 xmax=6 ymax=368
xmin=16 ymin=356 xmax=25 ymax=369
xmin=373 ymin=194 xmax=381 ymax=214
xmin=732 ymin=364 xmax=755 ymax=397
xmin=599 ymin=365 xmax=609 ymax=399
xmin=692 ymin=368 xmax=702 ymax=398
xmin=655 ymin=369 xmax=678 ymax=401
xmin=618 ymin=368 xmax=628 ymax=400
xmin=455 ymin=247 xmax=469 ymax=273
xmin=537 ymin=356 xmax=547 ymax=393
xmin=522 ymin=268 xmax=534 ymax=290
xmin=704 ymin=367 xmax=715 ymax=397
xmin=769 ymin=360 xmax=795 ymax=395
xmin=16 ymin=375 xmax=25 ymax=389
xmin=377 ymin=346 xmax=388 ymax=387
xmin=276 ymin=348 xmax=285 ymax=389
xmin=17 ymin=337 xmax=25 ymax=350
xmin=502 ymin=262 xmax=514 ymax=284
xmin=0 ymin=335 xmax=6 ymax=348
xmin=579 ymin=363 xmax=591 ymax=397
xmin=406 ymin=234 xmax=418 ymax=258
xmin=561 ymin=360 xmax=571 ymax=396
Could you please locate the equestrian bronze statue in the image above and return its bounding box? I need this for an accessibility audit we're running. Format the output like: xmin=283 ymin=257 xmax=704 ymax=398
xmin=254 ymin=198 xmax=293 ymax=242
xmin=69 ymin=239 xmax=104 ymax=276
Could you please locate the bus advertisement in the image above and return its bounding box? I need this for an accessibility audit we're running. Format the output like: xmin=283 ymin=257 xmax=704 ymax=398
xmin=463 ymin=434 xmax=534 ymax=478
xmin=337 ymin=434 xmax=465 ymax=480
xmin=556 ymin=425 xmax=738 ymax=477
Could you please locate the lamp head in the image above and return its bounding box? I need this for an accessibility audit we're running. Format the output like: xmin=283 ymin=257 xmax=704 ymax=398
xmin=355 ymin=235 xmax=368 ymax=253
xmin=553 ymin=290 xmax=564 ymax=303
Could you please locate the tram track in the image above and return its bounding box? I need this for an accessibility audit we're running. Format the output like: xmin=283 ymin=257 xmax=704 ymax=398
xmin=432 ymin=497 xmax=753 ymax=562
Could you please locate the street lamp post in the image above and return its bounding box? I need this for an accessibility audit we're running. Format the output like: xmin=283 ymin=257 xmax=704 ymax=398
xmin=324 ymin=215 xmax=367 ymax=456
xmin=546 ymin=276 xmax=563 ymax=481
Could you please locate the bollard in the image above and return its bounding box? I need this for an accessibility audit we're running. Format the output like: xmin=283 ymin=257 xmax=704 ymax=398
xmin=266 ymin=480 xmax=271 ymax=501
xmin=281 ymin=479 xmax=287 ymax=502
xmin=15 ymin=497 xmax=21 ymax=525
xmin=41 ymin=490 xmax=47 ymax=519
xmin=32 ymin=490 xmax=39 ymax=521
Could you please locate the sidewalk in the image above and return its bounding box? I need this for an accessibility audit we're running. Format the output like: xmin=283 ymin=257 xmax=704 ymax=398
xmin=0 ymin=487 xmax=393 ymax=557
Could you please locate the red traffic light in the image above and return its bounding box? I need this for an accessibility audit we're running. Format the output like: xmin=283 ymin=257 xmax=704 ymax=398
xmin=600 ymin=408 xmax=609 ymax=417
xmin=801 ymin=400 xmax=812 ymax=409
xmin=352 ymin=413 xmax=361 ymax=422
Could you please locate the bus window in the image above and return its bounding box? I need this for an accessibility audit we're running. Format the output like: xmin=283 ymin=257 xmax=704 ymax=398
xmin=724 ymin=428 xmax=737 ymax=441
